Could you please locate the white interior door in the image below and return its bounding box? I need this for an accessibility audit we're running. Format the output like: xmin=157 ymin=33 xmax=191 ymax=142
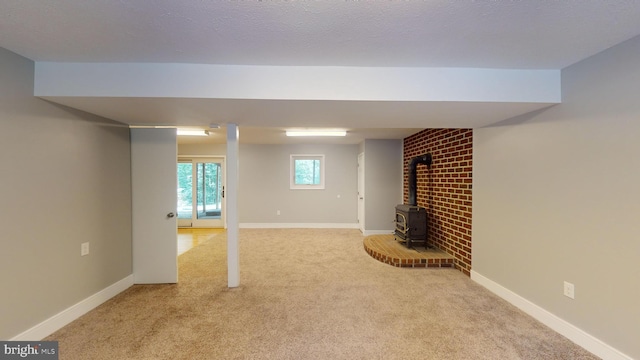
xmin=131 ymin=128 xmax=178 ymax=284
xmin=358 ymin=152 xmax=365 ymax=233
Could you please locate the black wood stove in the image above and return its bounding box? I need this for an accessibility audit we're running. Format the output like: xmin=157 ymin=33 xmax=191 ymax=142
xmin=394 ymin=204 xmax=427 ymax=248
xmin=395 ymin=153 xmax=432 ymax=249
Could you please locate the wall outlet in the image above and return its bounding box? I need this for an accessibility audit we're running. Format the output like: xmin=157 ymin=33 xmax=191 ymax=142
xmin=563 ymin=281 xmax=575 ymax=299
xmin=276 ymin=210 xmax=281 ymax=216
xmin=81 ymin=242 xmax=90 ymax=256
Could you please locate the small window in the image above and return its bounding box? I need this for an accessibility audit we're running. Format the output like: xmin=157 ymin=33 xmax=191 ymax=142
xmin=290 ymin=155 xmax=325 ymax=189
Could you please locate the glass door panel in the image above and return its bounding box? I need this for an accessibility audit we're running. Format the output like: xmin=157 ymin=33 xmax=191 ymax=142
xmin=177 ymin=162 xmax=193 ymax=227
xmin=196 ymin=162 xmax=222 ymax=220
xmin=177 ymin=157 xmax=225 ymax=228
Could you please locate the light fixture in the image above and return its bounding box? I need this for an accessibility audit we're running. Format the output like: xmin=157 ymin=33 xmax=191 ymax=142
xmin=177 ymin=129 xmax=209 ymax=136
xmin=286 ymin=130 xmax=347 ymax=137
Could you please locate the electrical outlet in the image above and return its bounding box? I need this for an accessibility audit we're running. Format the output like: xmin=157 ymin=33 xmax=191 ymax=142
xmin=81 ymin=242 xmax=90 ymax=256
xmin=563 ymin=281 xmax=575 ymax=299
xmin=276 ymin=210 xmax=281 ymax=216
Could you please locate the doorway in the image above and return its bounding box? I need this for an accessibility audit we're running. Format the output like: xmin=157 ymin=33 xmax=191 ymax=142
xmin=177 ymin=157 xmax=226 ymax=228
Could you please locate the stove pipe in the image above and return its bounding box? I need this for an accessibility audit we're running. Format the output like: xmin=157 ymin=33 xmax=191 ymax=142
xmin=408 ymin=153 xmax=433 ymax=206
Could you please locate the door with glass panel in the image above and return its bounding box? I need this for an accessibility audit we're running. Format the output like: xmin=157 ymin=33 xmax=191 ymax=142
xmin=177 ymin=157 xmax=225 ymax=228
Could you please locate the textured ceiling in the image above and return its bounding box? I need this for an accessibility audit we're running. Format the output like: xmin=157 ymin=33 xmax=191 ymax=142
xmin=2 ymin=1 xmax=640 ymax=144
xmin=2 ymin=0 xmax=640 ymax=68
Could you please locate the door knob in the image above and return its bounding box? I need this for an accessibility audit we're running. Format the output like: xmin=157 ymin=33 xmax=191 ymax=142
xmin=167 ymin=212 xmax=175 ymax=218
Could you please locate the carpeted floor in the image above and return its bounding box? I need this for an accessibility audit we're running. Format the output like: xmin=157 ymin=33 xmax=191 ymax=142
xmin=45 ymin=229 xmax=599 ymax=359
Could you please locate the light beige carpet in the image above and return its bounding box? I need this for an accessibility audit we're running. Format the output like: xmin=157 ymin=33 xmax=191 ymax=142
xmin=46 ymin=229 xmax=599 ymax=360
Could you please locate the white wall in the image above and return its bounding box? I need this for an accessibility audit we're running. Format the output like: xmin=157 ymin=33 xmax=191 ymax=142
xmin=473 ymin=35 xmax=640 ymax=359
xmin=178 ymin=143 xmax=227 ymax=157
xmin=178 ymin=140 xmax=399 ymax=229
xmin=0 ymin=48 xmax=132 ymax=339
xmin=362 ymin=139 xmax=403 ymax=232
xmin=238 ymin=143 xmax=358 ymax=225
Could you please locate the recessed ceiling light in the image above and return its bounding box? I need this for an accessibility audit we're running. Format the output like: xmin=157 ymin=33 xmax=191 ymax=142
xmin=177 ymin=129 xmax=209 ymax=136
xmin=286 ymin=130 xmax=347 ymax=137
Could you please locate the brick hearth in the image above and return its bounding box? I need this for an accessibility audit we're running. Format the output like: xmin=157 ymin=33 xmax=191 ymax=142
xmin=364 ymin=234 xmax=455 ymax=268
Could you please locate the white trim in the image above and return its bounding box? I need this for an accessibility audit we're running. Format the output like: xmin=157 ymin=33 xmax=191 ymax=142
xmin=362 ymin=230 xmax=394 ymax=236
xmin=177 ymin=154 xmax=225 ymax=159
xmin=240 ymin=223 xmax=359 ymax=229
xmin=471 ymin=270 xmax=633 ymax=360
xmin=10 ymin=275 xmax=134 ymax=341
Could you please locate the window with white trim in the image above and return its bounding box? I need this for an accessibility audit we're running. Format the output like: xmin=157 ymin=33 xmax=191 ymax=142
xmin=290 ymin=154 xmax=325 ymax=189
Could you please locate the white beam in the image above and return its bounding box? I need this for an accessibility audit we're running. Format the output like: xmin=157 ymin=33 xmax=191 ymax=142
xmin=34 ymin=63 xmax=561 ymax=103
xmin=226 ymin=124 xmax=240 ymax=288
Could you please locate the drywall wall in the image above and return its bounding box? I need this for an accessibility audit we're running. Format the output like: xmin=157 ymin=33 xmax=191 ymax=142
xmin=0 ymin=48 xmax=132 ymax=339
xmin=473 ymin=35 xmax=640 ymax=358
xmin=362 ymin=139 xmax=403 ymax=232
xmin=238 ymin=143 xmax=358 ymax=224
xmin=178 ymin=143 xmax=227 ymax=156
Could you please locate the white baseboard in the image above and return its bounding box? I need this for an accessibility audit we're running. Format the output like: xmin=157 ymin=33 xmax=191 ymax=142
xmin=239 ymin=223 xmax=359 ymax=229
xmin=362 ymin=230 xmax=394 ymax=236
xmin=10 ymin=275 xmax=134 ymax=341
xmin=471 ymin=270 xmax=632 ymax=360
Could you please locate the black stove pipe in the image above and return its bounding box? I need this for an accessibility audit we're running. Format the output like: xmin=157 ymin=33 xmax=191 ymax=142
xmin=408 ymin=153 xmax=433 ymax=206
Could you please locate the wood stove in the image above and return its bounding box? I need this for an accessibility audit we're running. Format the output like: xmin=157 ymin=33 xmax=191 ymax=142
xmin=395 ymin=153 xmax=432 ymax=249
xmin=394 ymin=205 xmax=427 ymax=248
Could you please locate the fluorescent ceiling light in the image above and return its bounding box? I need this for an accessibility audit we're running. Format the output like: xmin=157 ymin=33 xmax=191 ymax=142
xmin=286 ymin=130 xmax=347 ymax=137
xmin=177 ymin=129 xmax=209 ymax=136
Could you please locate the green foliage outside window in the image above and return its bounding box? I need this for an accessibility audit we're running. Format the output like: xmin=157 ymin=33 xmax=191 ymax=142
xmin=197 ymin=163 xmax=222 ymax=207
xmin=177 ymin=163 xmax=193 ymax=207
xmin=178 ymin=162 xmax=222 ymax=207
xmin=291 ymin=155 xmax=324 ymax=189
xmin=294 ymin=159 xmax=321 ymax=185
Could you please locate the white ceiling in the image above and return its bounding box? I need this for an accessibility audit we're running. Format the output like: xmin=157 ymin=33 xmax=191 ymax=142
xmin=2 ymin=1 xmax=640 ymax=144
xmin=3 ymin=1 xmax=640 ymax=68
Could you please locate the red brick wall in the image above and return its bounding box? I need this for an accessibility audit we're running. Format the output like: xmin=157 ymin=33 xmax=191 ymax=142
xmin=403 ymin=129 xmax=472 ymax=276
